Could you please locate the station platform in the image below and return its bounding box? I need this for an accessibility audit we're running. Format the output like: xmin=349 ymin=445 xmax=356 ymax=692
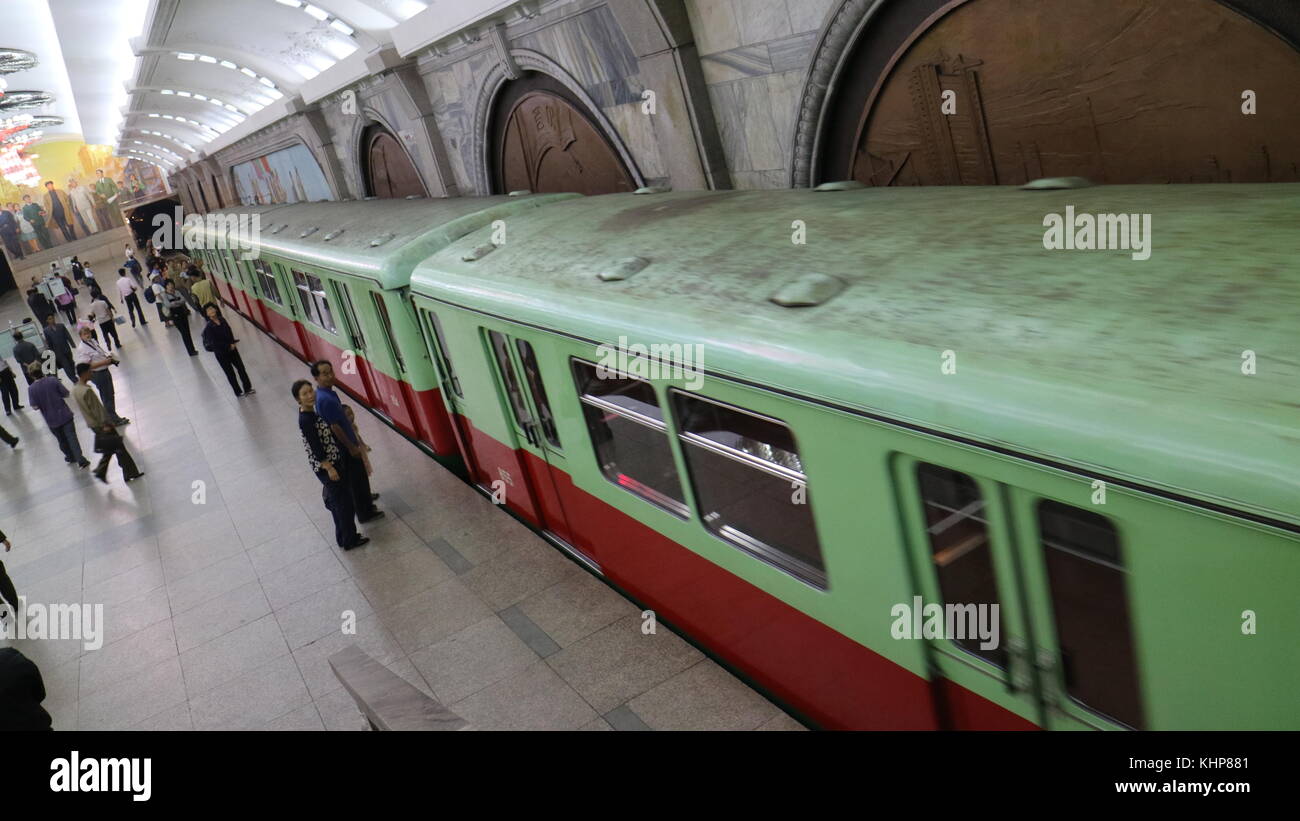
xmin=0 ymin=262 xmax=803 ymax=731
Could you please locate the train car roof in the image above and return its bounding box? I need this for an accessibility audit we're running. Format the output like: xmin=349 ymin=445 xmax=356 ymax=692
xmin=410 ymin=183 xmax=1300 ymax=530
xmin=192 ymin=194 xmax=579 ymax=289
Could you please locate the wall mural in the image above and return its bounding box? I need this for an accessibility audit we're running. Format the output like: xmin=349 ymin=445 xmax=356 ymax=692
xmin=231 ymin=143 xmax=332 ymax=206
xmin=0 ymin=140 xmax=133 ymax=265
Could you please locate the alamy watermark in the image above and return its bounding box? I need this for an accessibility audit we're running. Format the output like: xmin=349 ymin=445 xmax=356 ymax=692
xmin=0 ymin=597 xmax=104 ymax=650
xmin=890 ymin=596 xmax=1000 ymax=650
xmin=595 ymin=335 xmax=705 ymax=390
xmin=1042 ymin=206 xmax=1151 ymax=261
xmin=152 ymin=207 xmax=261 ymax=260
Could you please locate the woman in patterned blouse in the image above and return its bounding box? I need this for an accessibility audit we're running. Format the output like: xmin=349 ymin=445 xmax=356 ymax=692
xmin=294 ymin=379 xmax=368 ymax=550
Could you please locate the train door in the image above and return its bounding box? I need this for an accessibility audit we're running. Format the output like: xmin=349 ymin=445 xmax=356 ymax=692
xmin=1005 ymin=489 xmax=1143 ymax=731
xmin=332 ymin=280 xmax=383 ymax=415
xmin=895 ymin=455 xmax=1144 ymax=730
xmin=419 ymin=307 xmax=478 ymax=470
xmin=484 ymin=329 xmax=580 ymax=556
xmin=367 ymin=291 xmax=419 ymax=437
xmin=239 ymin=259 xmax=270 ymax=331
xmin=893 ymin=456 xmax=1042 ymax=729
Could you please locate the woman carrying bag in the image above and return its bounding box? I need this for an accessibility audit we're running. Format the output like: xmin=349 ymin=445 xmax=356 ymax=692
xmin=160 ymin=281 xmax=198 ymax=356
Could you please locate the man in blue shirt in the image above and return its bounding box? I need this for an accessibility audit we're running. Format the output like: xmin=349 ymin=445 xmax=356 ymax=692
xmin=26 ymin=364 xmax=89 ymax=468
xmin=310 ymin=360 xmax=383 ymax=523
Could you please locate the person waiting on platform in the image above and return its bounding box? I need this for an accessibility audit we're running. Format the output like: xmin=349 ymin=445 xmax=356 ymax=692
xmin=26 ymin=287 xmax=54 ymax=327
xmin=115 ymin=268 xmax=148 ymax=328
xmin=11 ymin=330 xmax=40 ymax=386
xmin=86 ymin=287 xmax=121 ymax=351
xmin=160 ymin=281 xmax=197 ymax=356
xmin=310 ymin=360 xmax=383 ymax=524
xmin=150 ymin=271 xmax=168 ymax=325
xmin=71 ymin=363 xmax=142 ymax=484
xmin=293 ymin=379 xmax=368 ymax=551
xmin=73 ymin=326 xmax=128 ymax=427
xmin=201 ymin=303 xmax=254 ymax=397
xmin=0 ymin=356 xmax=22 ymax=415
xmin=43 ymin=313 xmax=77 ymax=383
xmin=27 ymin=362 xmax=89 ymax=468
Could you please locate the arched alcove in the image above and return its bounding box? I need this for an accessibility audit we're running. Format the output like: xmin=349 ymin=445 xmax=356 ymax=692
xmin=797 ymin=0 xmax=1300 ymax=186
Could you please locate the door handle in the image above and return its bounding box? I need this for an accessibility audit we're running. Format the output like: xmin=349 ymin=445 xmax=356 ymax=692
xmin=1005 ymin=637 xmax=1031 ymax=694
xmin=1035 ymin=648 xmax=1068 ymax=714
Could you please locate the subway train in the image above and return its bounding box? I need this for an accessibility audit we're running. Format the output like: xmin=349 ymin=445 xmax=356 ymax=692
xmin=187 ymin=182 xmax=1300 ymax=730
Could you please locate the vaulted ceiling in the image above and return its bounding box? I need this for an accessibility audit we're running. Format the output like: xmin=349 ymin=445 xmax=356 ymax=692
xmin=4 ymin=0 xmax=444 ymax=175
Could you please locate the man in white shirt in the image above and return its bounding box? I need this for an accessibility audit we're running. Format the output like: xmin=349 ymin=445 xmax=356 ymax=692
xmin=73 ymin=326 xmax=128 ymax=427
xmin=115 ymin=268 xmax=148 ymax=328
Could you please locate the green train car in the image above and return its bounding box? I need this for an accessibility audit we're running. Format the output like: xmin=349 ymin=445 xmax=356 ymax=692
xmin=188 ymin=194 xmax=575 ymax=461
xmin=400 ymin=183 xmax=1300 ymax=730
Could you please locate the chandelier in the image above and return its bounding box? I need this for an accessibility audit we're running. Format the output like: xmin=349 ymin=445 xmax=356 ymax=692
xmin=0 ymin=90 xmax=55 ymax=110
xmin=0 ymin=48 xmax=38 ymax=75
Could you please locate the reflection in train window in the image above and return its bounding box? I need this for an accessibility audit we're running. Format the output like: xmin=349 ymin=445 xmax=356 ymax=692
xmin=572 ymin=360 xmax=685 ymax=516
xmin=1038 ymin=500 xmax=1144 ymax=729
xmin=916 ymin=463 xmax=1006 ymax=668
xmin=670 ymin=391 xmax=825 ymax=589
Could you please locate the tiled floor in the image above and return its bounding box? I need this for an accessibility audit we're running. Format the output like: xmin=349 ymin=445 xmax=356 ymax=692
xmin=0 ymin=262 xmax=803 ymax=731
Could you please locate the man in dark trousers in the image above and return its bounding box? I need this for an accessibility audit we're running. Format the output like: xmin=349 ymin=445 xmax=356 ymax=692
xmin=0 ymin=202 xmax=22 ymax=260
xmin=43 ymin=313 xmax=77 ymax=382
xmin=116 ymin=268 xmax=148 ymax=327
xmin=71 ymin=363 xmax=142 ymax=483
xmin=0 ymin=356 xmax=22 ymax=414
xmin=26 ymin=288 xmax=54 ymax=326
xmin=294 ymin=379 xmax=368 ymax=550
xmin=27 ymin=363 xmax=89 ymax=468
xmin=311 ymin=360 xmax=383 ymax=524
xmin=201 ymin=304 xmax=255 ymax=396
xmin=11 ymin=329 xmax=40 ymax=386
xmin=160 ymin=281 xmax=198 ymax=355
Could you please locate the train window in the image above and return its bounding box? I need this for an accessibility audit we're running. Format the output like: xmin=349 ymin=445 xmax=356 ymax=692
xmin=424 ymin=310 xmax=461 ymax=397
xmin=515 ymin=339 xmax=559 ymax=448
xmin=670 ymin=391 xmax=825 ymax=589
xmin=488 ymin=330 xmax=534 ymax=430
xmin=292 ymin=270 xmax=317 ymax=325
xmin=572 ymin=360 xmax=686 ymax=517
xmin=1037 ymin=501 xmax=1144 ymax=729
xmin=251 ymin=259 xmax=282 ymax=305
xmin=916 ymin=464 xmax=1006 ymax=668
xmin=335 ymin=283 xmax=366 ymax=351
xmin=308 ymin=274 xmax=336 ymax=334
xmin=371 ymin=292 xmax=405 ymax=373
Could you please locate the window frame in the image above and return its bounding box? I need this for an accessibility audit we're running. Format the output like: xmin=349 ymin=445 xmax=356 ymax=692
xmin=571 ymin=357 xmax=688 ymax=519
xmin=669 ymin=388 xmax=827 ymax=589
xmin=422 ymin=307 xmax=462 ymax=398
xmin=251 ymin=258 xmax=283 ymax=306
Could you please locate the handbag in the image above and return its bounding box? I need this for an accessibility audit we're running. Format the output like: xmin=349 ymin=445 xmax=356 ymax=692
xmin=115 ymin=316 xmax=127 ymax=325
xmin=93 ymin=428 xmax=122 ymax=454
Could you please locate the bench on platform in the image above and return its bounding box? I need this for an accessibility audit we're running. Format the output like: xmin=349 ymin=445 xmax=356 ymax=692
xmin=328 ymin=644 xmax=470 ymax=731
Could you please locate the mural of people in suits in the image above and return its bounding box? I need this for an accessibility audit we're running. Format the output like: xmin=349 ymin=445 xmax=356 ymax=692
xmin=42 ymin=181 xmax=76 ymax=243
xmin=68 ymin=179 xmax=98 ymax=235
xmin=0 ymin=142 xmax=153 ymax=268
xmin=93 ymin=169 xmax=120 ymax=228
xmin=0 ymin=205 xmax=22 ymax=260
xmin=20 ymin=195 xmax=52 ymax=250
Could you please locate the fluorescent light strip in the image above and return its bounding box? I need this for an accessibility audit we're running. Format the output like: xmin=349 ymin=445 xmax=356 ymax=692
xmin=172 ymin=53 xmax=279 ymax=90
